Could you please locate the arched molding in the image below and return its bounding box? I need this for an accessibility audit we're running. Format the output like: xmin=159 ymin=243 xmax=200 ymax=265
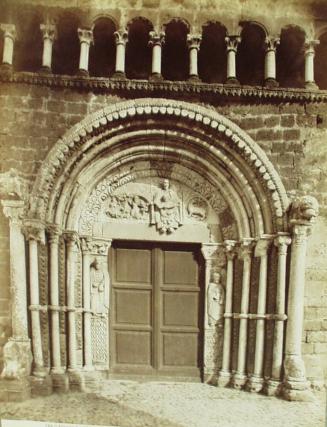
xmin=29 ymin=98 xmax=289 ymax=236
xmin=239 ymin=20 xmax=269 ymax=37
xmin=163 ymin=17 xmax=191 ymax=31
xmin=126 ymin=16 xmax=154 ymax=30
xmin=91 ymin=15 xmax=118 ymax=31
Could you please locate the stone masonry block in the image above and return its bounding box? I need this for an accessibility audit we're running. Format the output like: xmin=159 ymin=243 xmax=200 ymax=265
xmin=256 ymin=129 xmax=283 ymax=141
xmin=307 ymin=331 xmax=327 ymax=343
xmin=281 ymin=114 xmax=295 ymax=127
xmin=264 ymin=115 xmax=280 ymax=127
xmin=304 ymin=320 xmax=323 ymax=331
xmin=283 ymin=128 xmax=301 ymax=141
xmin=314 ymin=343 xmax=327 ymax=354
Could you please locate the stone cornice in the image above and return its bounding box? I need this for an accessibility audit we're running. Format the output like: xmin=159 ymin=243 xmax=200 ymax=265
xmin=1 ymin=71 xmax=327 ymax=103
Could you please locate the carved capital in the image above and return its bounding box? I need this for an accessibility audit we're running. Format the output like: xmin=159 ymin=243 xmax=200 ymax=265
xmin=201 ymin=243 xmax=219 ymax=261
xmin=64 ymin=230 xmax=80 ymax=250
xmin=1 ymin=200 xmax=25 ymax=225
xmin=78 ymin=28 xmax=93 ymax=45
xmin=274 ymin=233 xmax=291 ymax=255
xmin=238 ymin=238 xmax=255 ymax=260
xmin=187 ymin=34 xmax=202 ymax=50
xmin=47 ymin=224 xmax=61 ymax=244
xmin=303 ymin=39 xmax=320 ymax=56
xmin=254 ymin=235 xmax=273 ymax=257
xmin=23 ymin=220 xmax=45 ymax=243
xmin=0 ymin=24 xmax=16 ymax=41
xmin=292 ymin=224 xmax=311 ymax=246
xmin=114 ymin=29 xmax=128 ymax=46
xmin=223 ymin=240 xmax=237 ymax=260
xmin=80 ymin=237 xmax=111 ymax=256
xmin=290 ymin=195 xmax=319 ymax=226
xmin=265 ymin=36 xmax=280 ymax=52
xmin=149 ymin=31 xmax=165 ymax=47
xmin=40 ymin=23 xmax=57 ymax=41
xmin=225 ymin=35 xmax=241 ymax=52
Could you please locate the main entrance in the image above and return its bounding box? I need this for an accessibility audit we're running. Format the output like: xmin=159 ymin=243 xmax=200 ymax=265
xmin=109 ymin=241 xmax=204 ymax=380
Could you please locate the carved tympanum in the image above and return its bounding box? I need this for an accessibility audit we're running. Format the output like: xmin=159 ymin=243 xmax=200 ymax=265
xmin=151 ymin=179 xmax=182 ymax=234
xmin=105 ymin=194 xmax=149 ymax=220
xmin=187 ymin=197 xmax=208 ymax=221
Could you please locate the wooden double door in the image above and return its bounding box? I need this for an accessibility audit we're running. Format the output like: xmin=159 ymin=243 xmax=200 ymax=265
xmin=109 ymin=241 xmax=204 ymax=380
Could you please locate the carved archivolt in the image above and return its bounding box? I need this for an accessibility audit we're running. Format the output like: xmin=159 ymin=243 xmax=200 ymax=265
xmin=29 ymin=98 xmax=289 ymax=236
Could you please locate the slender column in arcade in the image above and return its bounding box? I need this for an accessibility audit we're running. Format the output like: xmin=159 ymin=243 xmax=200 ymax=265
xmin=0 ymin=24 xmax=16 ymax=70
xmin=40 ymin=23 xmax=56 ymax=72
xmin=78 ymin=28 xmax=93 ymax=76
xmin=113 ymin=29 xmax=128 ymax=78
xmin=304 ymin=39 xmax=320 ymax=90
xmin=264 ymin=36 xmax=280 ymax=87
xmin=225 ymin=35 xmax=241 ymax=84
xmin=149 ymin=30 xmax=165 ymax=80
xmin=187 ymin=33 xmax=201 ymax=81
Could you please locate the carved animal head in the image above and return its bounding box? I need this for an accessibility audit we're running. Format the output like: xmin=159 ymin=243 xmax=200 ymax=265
xmin=290 ymin=195 xmax=319 ymax=223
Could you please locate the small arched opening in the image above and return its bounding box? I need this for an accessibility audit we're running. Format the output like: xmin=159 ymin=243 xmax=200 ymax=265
xmin=237 ymin=22 xmax=266 ymax=86
xmin=125 ymin=17 xmax=153 ymax=80
xmin=198 ymin=22 xmax=227 ymax=83
xmin=162 ymin=19 xmax=189 ymax=81
xmin=277 ymin=25 xmax=305 ymax=88
xmin=52 ymin=12 xmax=80 ymax=75
xmin=315 ymin=31 xmax=327 ymax=89
xmin=89 ymin=17 xmax=116 ymax=77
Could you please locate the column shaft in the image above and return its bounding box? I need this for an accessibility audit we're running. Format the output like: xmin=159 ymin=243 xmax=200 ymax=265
xmin=233 ymin=239 xmax=253 ymax=388
xmin=48 ymin=227 xmax=62 ymax=372
xmin=187 ymin=34 xmax=201 ymax=79
xmin=78 ymin=29 xmax=93 ymax=74
xmin=267 ymin=234 xmax=291 ymax=395
xmin=1 ymin=24 xmax=16 ymax=66
xmin=264 ymin=36 xmax=279 ymax=86
xmin=219 ymin=241 xmax=236 ymax=386
xmin=114 ymin=30 xmax=128 ymax=76
xmin=28 ymin=237 xmax=45 ymax=375
xmin=304 ymin=40 xmax=319 ymax=89
xmin=149 ymin=31 xmax=164 ymax=79
xmin=40 ymin=24 xmax=56 ymax=70
xmin=82 ymin=249 xmax=92 ymax=369
xmin=225 ymin=36 xmax=240 ymax=84
xmin=65 ymin=232 xmax=78 ymax=370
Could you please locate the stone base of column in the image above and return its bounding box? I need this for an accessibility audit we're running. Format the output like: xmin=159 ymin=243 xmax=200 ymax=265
xmin=217 ymin=370 xmax=232 ymax=387
xmin=282 ymin=380 xmax=315 ymax=401
xmin=68 ymin=369 xmax=85 ymax=391
xmin=305 ymin=81 xmax=319 ymax=90
xmin=265 ymin=379 xmax=282 ymax=396
xmin=225 ymin=77 xmax=240 ymax=85
xmin=112 ymin=71 xmax=126 ymax=80
xmin=231 ymin=372 xmax=248 ymax=390
xmin=188 ymin=75 xmax=201 ymax=83
xmin=246 ymin=375 xmax=264 ymax=393
xmin=0 ymin=63 xmax=13 ymax=74
xmin=0 ymin=378 xmax=31 ymax=402
xmin=265 ymin=78 xmax=279 ymax=88
xmin=149 ymin=72 xmax=163 ymax=81
xmin=204 ymin=372 xmax=218 ymax=385
xmin=77 ymin=69 xmax=89 ymax=77
xmin=29 ymin=374 xmax=53 ymax=397
xmin=51 ymin=370 xmax=69 ymax=393
xmin=39 ymin=65 xmax=52 ymax=74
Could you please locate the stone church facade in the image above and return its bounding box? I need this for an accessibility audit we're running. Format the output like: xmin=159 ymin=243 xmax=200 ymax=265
xmin=0 ymin=0 xmax=326 ymax=403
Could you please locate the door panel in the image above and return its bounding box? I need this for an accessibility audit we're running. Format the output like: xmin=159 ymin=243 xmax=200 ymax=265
xmin=110 ymin=241 xmax=203 ymax=380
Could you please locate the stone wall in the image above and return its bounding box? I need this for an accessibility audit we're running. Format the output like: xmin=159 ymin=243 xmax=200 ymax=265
xmin=0 ymin=81 xmax=326 ymax=385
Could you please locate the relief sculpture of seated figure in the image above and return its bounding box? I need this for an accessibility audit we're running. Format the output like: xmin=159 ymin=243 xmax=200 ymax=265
xmin=151 ymin=179 xmax=182 ymax=234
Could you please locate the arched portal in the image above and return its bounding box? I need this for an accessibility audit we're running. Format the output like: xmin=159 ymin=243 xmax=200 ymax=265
xmin=3 ymin=98 xmax=317 ymax=400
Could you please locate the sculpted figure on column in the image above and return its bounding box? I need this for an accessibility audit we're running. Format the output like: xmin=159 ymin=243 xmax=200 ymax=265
xmin=207 ymin=271 xmax=225 ymax=326
xmin=90 ymin=258 xmax=107 ymax=315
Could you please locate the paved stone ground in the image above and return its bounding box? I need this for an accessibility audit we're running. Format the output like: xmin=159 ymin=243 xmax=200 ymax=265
xmin=0 ymin=381 xmax=326 ymax=427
